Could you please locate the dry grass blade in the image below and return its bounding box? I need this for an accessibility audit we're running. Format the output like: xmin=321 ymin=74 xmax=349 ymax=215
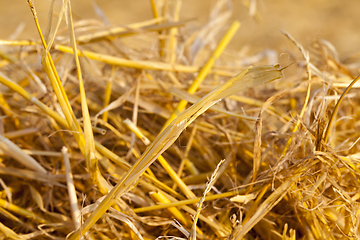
xmin=124 ymin=118 xmax=196 ymax=200
xmin=107 ymin=209 xmax=144 ymax=240
xmin=62 ymin=147 xmax=81 ymax=229
xmin=2 ymin=1 xmax=359 ymax=239
xmin=323 ymin=75 xmax=360 ymax=143
xmin=27 ymin=0 xmax=109 ymax=194
xmin=0 ymin=167 xmax=62 ymax=184
xmin=189 ymin=159 xmax=225 ymax=240
xmin=230 ymin=175 xmax=298 ymax=239
xmin=161 ymin=21 xmax=240 ymax=130
xmin=0 ymin=134 xmax=46 ymax=173
xmin=27 ymin=0 xmax=84 ymax=154
xmin=133 ymin=190 xmax=240 ymax=213
xmin=280 ymin=31 xmax=312 ymax=158
xmin=68 ymin=64 xmax=283 ymax=239
xmin=0 ymin=222 xmax=24 ymax=240
xmin=64 ymin=0 xmax=106 ymax=192
xmin=55 ymin=44 xmax=200 ymax=72
xmin=168 ymin=86 xmax=258 ymax=120
xmin=150 ymin=191 xmax=190 ymax=227
xmin=0 ymin=198 xmax=49 ymax=224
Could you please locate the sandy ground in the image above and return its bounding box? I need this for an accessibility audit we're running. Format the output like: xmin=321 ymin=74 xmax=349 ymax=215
xmin=0 ymin=0 xmax=359 ymax=56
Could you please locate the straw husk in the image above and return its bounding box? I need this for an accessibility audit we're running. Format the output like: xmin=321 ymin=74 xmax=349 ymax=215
xmin=0 ymin=0 xmax=359 ymax=239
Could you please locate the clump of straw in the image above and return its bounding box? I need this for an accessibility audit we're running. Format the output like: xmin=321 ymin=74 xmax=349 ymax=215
xmin=0 ymin=0 xmax=359 ymax=239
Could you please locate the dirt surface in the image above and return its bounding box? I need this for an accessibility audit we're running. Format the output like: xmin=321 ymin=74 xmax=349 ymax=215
xmin=1 ymin=0 xmax=359 ymax=57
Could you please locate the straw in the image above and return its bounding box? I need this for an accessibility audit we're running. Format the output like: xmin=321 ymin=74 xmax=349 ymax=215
xmin=68 ymin=65 xmax=283 ymax=239
xmin=1 ymin=1 xmax=359 ymax=239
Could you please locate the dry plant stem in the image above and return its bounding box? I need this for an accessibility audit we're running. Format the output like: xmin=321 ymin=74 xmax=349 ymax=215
xmin=0 ymin=68 xmax=176 ymax=196
xmin=128 ymin=78 xmax=141 ymax=160
xmin=92 ymin=19 xmax=187 ymax=39
xmin=0 ymin=198 xmax=48 ymax=224
xmin=2 ymin=1 xmax=358 ymax=238
xmin=0 ymin=222 xmax=22 ymax=240
xmin=28 ymin=0 xmax=109 ymax=192
xmin=97 ymin=148 xmax=185 ymax=200
xmin=165 ymin=0 xmax=181 ymax=64
xmin=164 ymin=191 xmax=230 ymax=237
xmin=44 ymin=0 xmax=66 ymax=56
xmin=95 ymin=118 xmax=142 ymax=159
xmin=0 ymin=92 xmax=13 ymax=117
xmin=133 ymin=190 xmax=240 ymax=213
xmin=0 ymin=207 xmax=23 ymax=226
xmin=55 ymin=44 xmax=237 ymax=77
xmin=27 ymin=0 xmax=85 ymax=157
xmin=4 ymin=128 xmax=38 ymax=139
xmin=0 ymin=71 xmax=184 ymax=199
xmin=189 ymin=159 xmax=225 ymax=240
xmin=123 ymin=118 xmax=196 ymax=199
xmin=149 ymin=0 xmax=159 ymax=18
xmin=0 ymin=39 xmax=38 ymax=46
xmin=123 ymin=119 xmax=150 ymax=145
xmin=0 ymin=72 xmax=68 ymax=133
xmin=0 ymin=167 xmax=62 ymax=184
xmin=55 ymin=44 xmax=198 ymax=72
xmin=168 ymin=86 xmax=258 ymax=120
xmin=95 ymin=141 xmax=185 ymax=199
xmin=159 ymin=0 xmax=168 ymax=57
xmin=68 ymin=65 xmax=282 ymax=239
xmin=62 ymin=147 xmax=80 ymax=229
xmin=172 ymin=125 xmax=198 ymax=190
xmin=149 ymin=191 xmax=190 ymax=227
xmin=0 ymin=134 xmax=46 ymax=173
xmin=64 ymin=0 xmax=104 ymax=191
xmin=161 ymin=20 xmax=241 ymax=131
xmin=280 ymin=31 xmax=312 ymax=158
xmin=148 ymin=0 xmax=164 ymax=58
xmin=252 ymin=89 xmax=293 ymax=183
xmin=280 ymin=81 xmax=311 ymax=156
xmin=229 ymin=95 xmax=290 ymax=121
xmin=102 ymin=67 xmax=115 ymax=122
xmin=76 ymin=17 xmax=165 ymax=43
xmin=242 ymin=183 xmax=270 ymax=224
xmin=323 ymin=75 xmax=360 ymax=143
xmin=230 ymin=175 xmax=298 ymax=239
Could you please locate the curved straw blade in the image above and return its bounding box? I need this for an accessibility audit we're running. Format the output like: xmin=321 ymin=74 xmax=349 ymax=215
xmin=68 ymin=64 xmax=283 ymax=239
xmin=323 ymin=74 xmax=360 ymax=143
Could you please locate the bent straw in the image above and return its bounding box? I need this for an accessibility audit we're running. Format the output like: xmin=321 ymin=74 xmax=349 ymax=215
xmin=64 ymin=0 xmax=105 ymax=191
xmin=28 ymin=0 xmax=108 ymax=192
xmin=27 ymin=0 xmax=84 ymax=158
xmin=323 ymin=75 xmax=360 ymax=144
xmin=0 ymin=72 xmax=184 ymax=199
xmin=68 ymin=65 xmax=283 ymax=239
xmin=160 ymin=20 xmax=241 ymax=131
xmin=123 ymin=118 xmax=196 ymax=200
xmin=280 ymin=31 xmax=312 ymax=158
xmin=230 ymin=176 xmax=296 ymax=239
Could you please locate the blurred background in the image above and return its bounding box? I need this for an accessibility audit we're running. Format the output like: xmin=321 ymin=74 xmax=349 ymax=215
xmin=1 ymin=0 xmax=359 ymax=57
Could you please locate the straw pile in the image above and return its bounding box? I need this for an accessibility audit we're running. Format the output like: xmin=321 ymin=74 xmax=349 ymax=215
xmin=0 ymin=0 xmax=360 ymax=239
